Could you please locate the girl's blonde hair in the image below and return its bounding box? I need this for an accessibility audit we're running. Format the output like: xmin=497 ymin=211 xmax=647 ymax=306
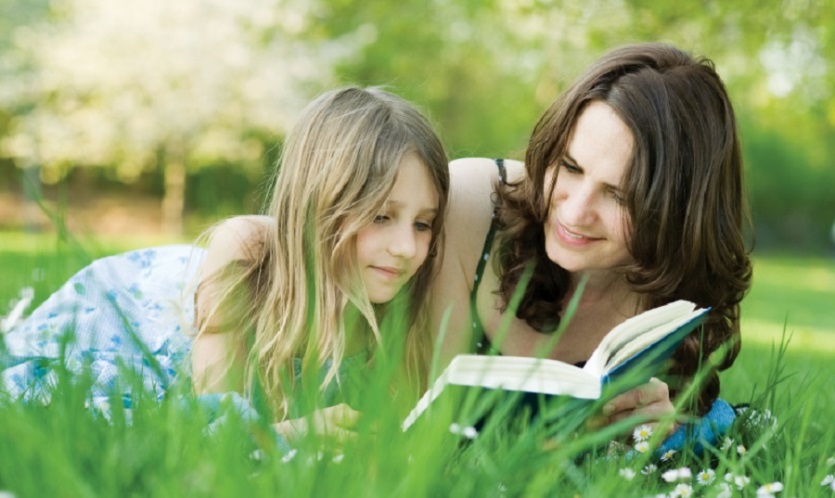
xmin=198 ymin=87 xmax=449 ymax=418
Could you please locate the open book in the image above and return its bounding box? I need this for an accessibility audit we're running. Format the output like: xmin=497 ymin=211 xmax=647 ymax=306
xmin=402 ymin=300 xmax=709 ymax=431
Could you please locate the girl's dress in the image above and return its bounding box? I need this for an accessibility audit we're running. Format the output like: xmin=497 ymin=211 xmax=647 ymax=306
xmin=0 ymin=245 xmax=367 ymax=422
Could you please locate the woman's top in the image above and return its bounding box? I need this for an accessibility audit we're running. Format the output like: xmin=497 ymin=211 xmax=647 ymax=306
xmin=470 ymin=158 xmax=506 ymax=355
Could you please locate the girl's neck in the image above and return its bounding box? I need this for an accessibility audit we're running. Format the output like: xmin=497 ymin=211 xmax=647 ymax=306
xmin=342 ymin=304 xmax=371 ymax=356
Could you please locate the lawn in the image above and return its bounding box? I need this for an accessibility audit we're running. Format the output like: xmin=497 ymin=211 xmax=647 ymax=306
xmin=1 ymin=231 xmax=834 ymax=497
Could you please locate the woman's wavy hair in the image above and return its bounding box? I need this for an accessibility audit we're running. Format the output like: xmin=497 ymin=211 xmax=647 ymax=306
xmin=197 ymin=87 xmax=449 ymax=418
xmin=496 ymin=43 xmax=752 ymax=414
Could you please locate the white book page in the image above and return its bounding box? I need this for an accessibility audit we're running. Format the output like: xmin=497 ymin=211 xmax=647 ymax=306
xmin=603 ymin=310 xmax=704 ymax=371
xmin=583 ymin=300 xmax=697 ymax=376
xmin=444 ymin=355 xmax=600 ymax=398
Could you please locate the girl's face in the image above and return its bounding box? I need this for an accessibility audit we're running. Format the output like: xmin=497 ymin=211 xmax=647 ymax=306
xmin=543 ymin=101 xmax=635 ymax=275
xmin=355 ymin=153 xmax=439 ymax=304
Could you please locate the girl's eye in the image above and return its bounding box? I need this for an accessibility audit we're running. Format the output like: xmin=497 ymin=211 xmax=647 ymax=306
xmin=373 ymin=215 xmax=389 ymax=223
xmin=609 ymin=190 xmax=625 ymax=205
xmin=415 ymin=221 xmax=432 ymax=232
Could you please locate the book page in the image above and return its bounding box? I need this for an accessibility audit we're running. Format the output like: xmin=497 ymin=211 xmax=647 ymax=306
xmin=583 ymin=300 xmax=697 ymax=376
xmin=402 ymin=355 xmax=601 ymax=431
xmin=603 ymin=309 xmax=707 ymax=372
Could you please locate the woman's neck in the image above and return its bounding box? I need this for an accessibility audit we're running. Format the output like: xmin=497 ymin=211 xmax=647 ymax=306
xmin=567 ymin=269 xmax=641 ymax=317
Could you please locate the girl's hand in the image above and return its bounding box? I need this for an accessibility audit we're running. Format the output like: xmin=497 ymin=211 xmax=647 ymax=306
xmin=274 ymin=403 xmax=362 ymax=446
xmin=587 ymin=378 xmax=679 ymax=437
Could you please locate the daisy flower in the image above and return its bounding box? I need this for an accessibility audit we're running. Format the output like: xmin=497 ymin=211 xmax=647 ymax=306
xmin=633 ymin=424 xmax=653 ymax=442
xmin=619 ymin=468 xmax=636 ymax=480
xmin=822 ymin=474 xmax=834 ymax=486
xmin=662 ymin=467 xmax=692 ymax=483
xmin=671 ymin=483 xmax=694 ymax=497
xmin=641 ymin=464 xmax=658 ymax=475
xmin=724 ymin=472 xmax=750 ymax=489
xmin=280 ymin=449 xmax=298 ymax=463
xmin=634 ymin=441 xmax=650 ymax=453
xmin=660 ymin=449 xmax=677 ymax=462
xmin=461 ymin=426 xmax=479 ymax=439
xmin=715 ymin=482 xmax=733 ymax=498
xmin=756 ymin=481 xmax=782 ymax=497
xmin=720 ymin=437 xmax=734 ymax=451
xmin=736 ymin=444 xmax=747 ymax=456
xmin=695 ymin=468 xmax=716 ymax=485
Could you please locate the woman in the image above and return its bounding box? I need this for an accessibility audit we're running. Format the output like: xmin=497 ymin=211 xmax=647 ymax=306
xmin=430 ymin=43 xmax=751 ymax=442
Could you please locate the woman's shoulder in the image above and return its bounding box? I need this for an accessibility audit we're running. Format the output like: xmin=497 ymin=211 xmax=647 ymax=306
xmin=201 ymin=215 xmax=274 ymax=276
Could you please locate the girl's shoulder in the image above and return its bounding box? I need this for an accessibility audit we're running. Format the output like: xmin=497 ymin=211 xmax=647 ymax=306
xmin=201 ymin=215 xmax=274 ymax=277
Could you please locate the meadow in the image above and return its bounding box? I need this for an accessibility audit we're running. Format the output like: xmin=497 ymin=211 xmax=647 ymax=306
xmin=0 ymin=231 xmax=833 ymax=497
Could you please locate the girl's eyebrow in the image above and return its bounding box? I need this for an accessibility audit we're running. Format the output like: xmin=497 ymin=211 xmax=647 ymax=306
xmin=385 ymin=200 xmax=438 ymax=214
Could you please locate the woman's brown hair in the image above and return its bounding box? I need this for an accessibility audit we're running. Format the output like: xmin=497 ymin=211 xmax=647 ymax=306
xmin=496 ymin=43 xmax=752 ymax=414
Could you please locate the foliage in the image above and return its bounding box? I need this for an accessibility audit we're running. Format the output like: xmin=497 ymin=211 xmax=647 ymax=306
xmin=1 ymin=236 xmax=833 ymax=496
xmin=2 ymin=0 xmax=835 ymax=245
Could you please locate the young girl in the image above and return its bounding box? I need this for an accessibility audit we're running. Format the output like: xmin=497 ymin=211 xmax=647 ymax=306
xmin=1 ymin=87 xmax=449 ymax=445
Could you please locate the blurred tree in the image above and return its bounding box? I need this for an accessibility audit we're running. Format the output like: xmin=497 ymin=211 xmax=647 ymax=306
xmin=0 ymin=0 xmax=360 ymax=234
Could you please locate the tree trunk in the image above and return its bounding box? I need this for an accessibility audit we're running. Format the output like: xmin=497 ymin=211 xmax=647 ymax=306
xmin=161 ymin=144 xmax=186 ymax=236
xmin=21 ymin=162 xmax=44 ymax=232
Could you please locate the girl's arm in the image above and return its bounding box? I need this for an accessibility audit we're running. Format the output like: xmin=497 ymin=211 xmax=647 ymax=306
xmin=191 ymin=215 xmax=271 ymax=394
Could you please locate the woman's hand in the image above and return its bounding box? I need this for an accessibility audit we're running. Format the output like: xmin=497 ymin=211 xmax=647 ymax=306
xmin=274 ymin=403 xmax=362 ymax=446
xmin=587 ymin=378 xmax=679 ymax=437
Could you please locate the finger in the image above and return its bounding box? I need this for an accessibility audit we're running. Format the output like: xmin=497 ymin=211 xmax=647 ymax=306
xmin=328 ymin=403 xmax=361 ymax=429
xmin=603 ymin=380 xmax=669 ymax=416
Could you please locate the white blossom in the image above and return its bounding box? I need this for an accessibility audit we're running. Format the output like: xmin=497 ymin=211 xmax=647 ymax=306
xmin=662 ymin=467 xmax=692 ymax=483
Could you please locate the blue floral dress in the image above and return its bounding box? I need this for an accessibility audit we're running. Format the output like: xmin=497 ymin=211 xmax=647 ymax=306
xmin=1 ymin=245 xmax=368 ymax=419
xmin=1 ymin=245 xmax=204 ymax=410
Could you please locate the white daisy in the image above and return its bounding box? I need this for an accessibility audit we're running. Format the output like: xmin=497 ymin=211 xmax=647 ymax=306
xmin=633 ymin=424 xmax=653 ymax=442
xmin=725 ymin=472 xmax=750 ymax=489
xmin=280 ymin=449 xmax=298 ymax=463
xmin=641 ymin=463 xmax=658 ymax=475
xmin=715 ymin=482 xmax=733 ymax=498
xmin=695 ymin=468 xmax=716 ymax=485
xmin=671 ymin=483 xmax=694 ymax=497
xmin=756 ymin=481 xmax=783 ymax=496
xmin=822 ymin=474 xmax=834 ymax=486
xmin=720 ymin=437 xmax=734 ymax=451
xmin=662 ymin=467 xmax=692 ymax=483
xmin=660 ymin=449 xmax=677 ymax=461
xmin=634 ymin=441 xmax=650 ymax=453
xmin=619 ymin=468 xmax=636 ymax=480
xmin=461 ymin=426 xmax=479 ymax=439
xmin=736 ymin=444 xmax=747 ymax=455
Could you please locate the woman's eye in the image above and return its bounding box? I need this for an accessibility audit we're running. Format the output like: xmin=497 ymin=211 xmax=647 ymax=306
xmin=560 ymin=160 xmax=581 ymax=174
xmin=373 ymin=215 xmax=389 ymax=223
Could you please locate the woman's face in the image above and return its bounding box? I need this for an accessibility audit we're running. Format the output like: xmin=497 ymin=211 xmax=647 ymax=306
xmin=355 ymin=153 xmax=439 ymax=304
xmin=543 ymin=101 xmax=635 ymax=275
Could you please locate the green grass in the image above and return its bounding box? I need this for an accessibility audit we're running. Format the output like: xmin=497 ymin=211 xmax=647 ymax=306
xmin=1 ymin=233 xmax=834 ymax=497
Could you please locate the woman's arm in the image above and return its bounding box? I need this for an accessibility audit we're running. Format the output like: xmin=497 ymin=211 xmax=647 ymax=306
xmin=429 ymin=158 xmax=503 ymax=367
